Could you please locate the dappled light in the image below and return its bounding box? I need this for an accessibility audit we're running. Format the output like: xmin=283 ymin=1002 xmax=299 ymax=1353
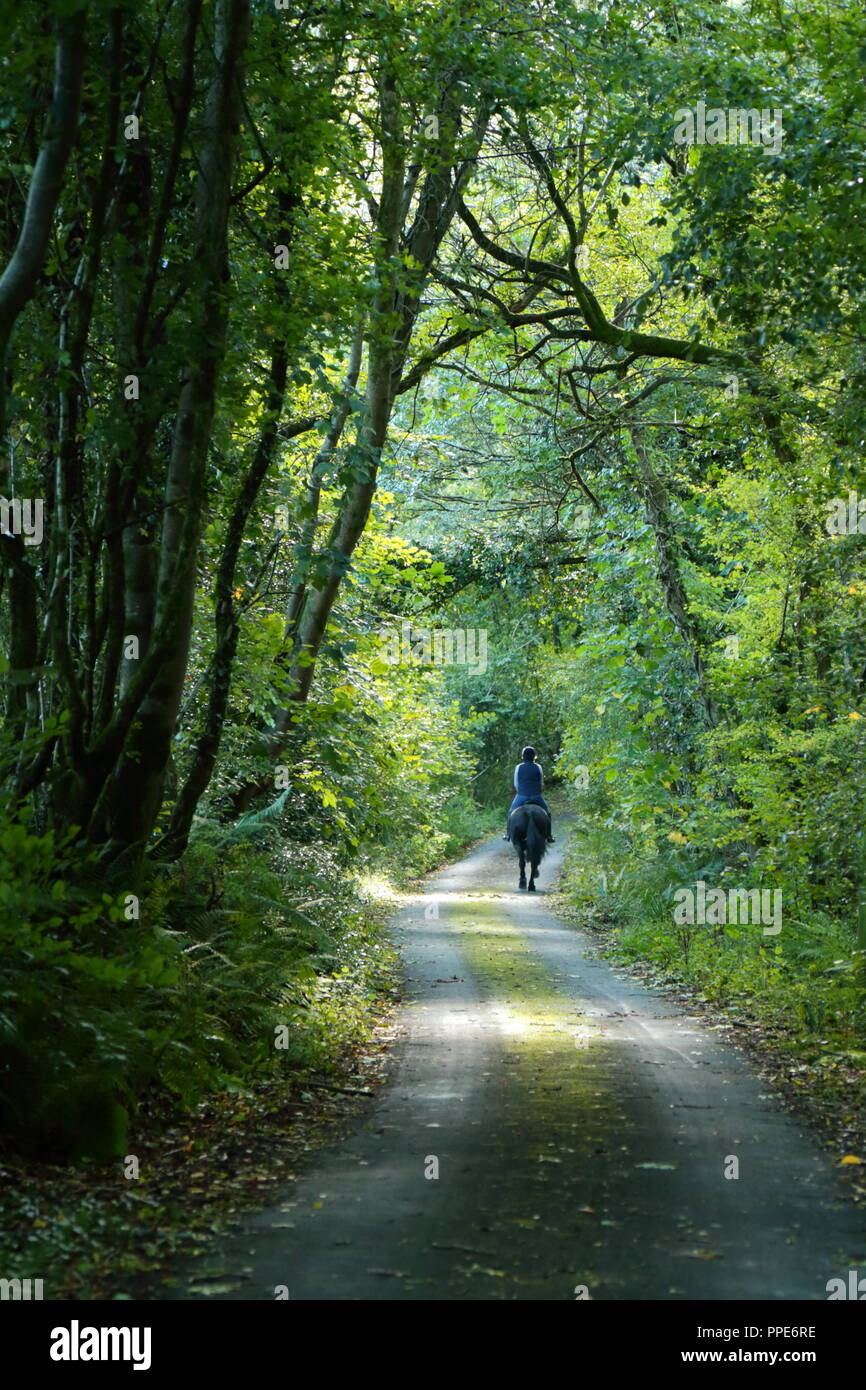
xmin=0 ymin=0 xmax=864 ymax=1351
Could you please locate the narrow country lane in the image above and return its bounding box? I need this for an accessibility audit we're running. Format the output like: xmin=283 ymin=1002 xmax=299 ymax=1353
xmin=166 ymin=828 xmax=865 ymax=1301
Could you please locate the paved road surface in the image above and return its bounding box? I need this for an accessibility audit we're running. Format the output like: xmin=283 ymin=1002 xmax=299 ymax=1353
xmin=163 ymin=829 xmax=864 ymax=1300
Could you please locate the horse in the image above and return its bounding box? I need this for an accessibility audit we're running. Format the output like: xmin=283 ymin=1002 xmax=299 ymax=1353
xmin=507 ymin=802 xmax=550 ymax=891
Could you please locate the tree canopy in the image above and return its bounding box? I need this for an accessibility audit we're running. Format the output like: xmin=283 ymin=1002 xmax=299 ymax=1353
xmin=1 ymin=0 xmax=865 ymax=1176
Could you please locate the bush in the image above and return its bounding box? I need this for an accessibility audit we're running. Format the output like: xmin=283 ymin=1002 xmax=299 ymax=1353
xmin=0 ymin=806 xmax=397 ymax=1160
xmin=0 ymin=821 xmax=180 ymax=1159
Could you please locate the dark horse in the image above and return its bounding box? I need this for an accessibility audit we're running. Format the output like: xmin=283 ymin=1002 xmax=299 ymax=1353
xmin=508 ymin=803 xmax=550 ymax=891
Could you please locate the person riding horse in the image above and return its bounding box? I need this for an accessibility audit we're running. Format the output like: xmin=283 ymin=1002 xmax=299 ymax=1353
xmin=503 ymin=746 xmax=554 ymax=843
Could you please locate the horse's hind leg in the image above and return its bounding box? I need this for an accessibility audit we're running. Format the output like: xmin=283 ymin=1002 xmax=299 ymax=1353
xmin=528 ymin=850 xmax=541 ymax=891
xmin=518 ymin=846 xmax=527 ymax=890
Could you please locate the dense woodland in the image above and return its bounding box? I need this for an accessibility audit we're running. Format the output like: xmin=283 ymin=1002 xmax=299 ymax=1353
xmin=1 ymin=0 xmax=865 ymax=1211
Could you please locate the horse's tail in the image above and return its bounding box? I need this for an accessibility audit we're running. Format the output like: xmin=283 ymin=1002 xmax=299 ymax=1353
xmin=526 ymin=807 xmax=548 ymax=869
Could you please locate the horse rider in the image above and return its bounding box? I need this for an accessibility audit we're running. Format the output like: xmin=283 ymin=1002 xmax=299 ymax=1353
xmin=503 ymin=745 xmax=555 ymax=843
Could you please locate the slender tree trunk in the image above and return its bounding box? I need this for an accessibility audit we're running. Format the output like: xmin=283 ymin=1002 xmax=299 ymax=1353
xmin=0 ymin=13 xmax=86 ymax=444
xmin=0 ymin=14 xmax=85 ymax=755
xmin=162 ymin=342 xmax=291 ymax=854
xmin=627 ymin=430 xmax=717 ymax=728
xmin=96 ymin=0 xmax=251 ymax=856
xmin=283 ymin=322 xmax=365 ymax=644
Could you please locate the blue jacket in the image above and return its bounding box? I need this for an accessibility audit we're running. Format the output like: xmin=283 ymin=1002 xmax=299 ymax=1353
xmin=514 ymin=760 xmax=542 ymax=796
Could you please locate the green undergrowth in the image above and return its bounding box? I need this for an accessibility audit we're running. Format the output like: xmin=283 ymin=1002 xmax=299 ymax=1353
xmin=0 ymin=875 xmax=400 ymax=1298
xmin=361 ymin=792 xmax=500 ymax=887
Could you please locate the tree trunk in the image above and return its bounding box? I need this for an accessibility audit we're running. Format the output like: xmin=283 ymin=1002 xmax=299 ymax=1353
xmin=0 ymin=13 xmax=86 ymax=444
xmin=97 ymin=0 xmax=251 ymax=857
xmin=627 ymin=430 xmax=717 ymax=729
